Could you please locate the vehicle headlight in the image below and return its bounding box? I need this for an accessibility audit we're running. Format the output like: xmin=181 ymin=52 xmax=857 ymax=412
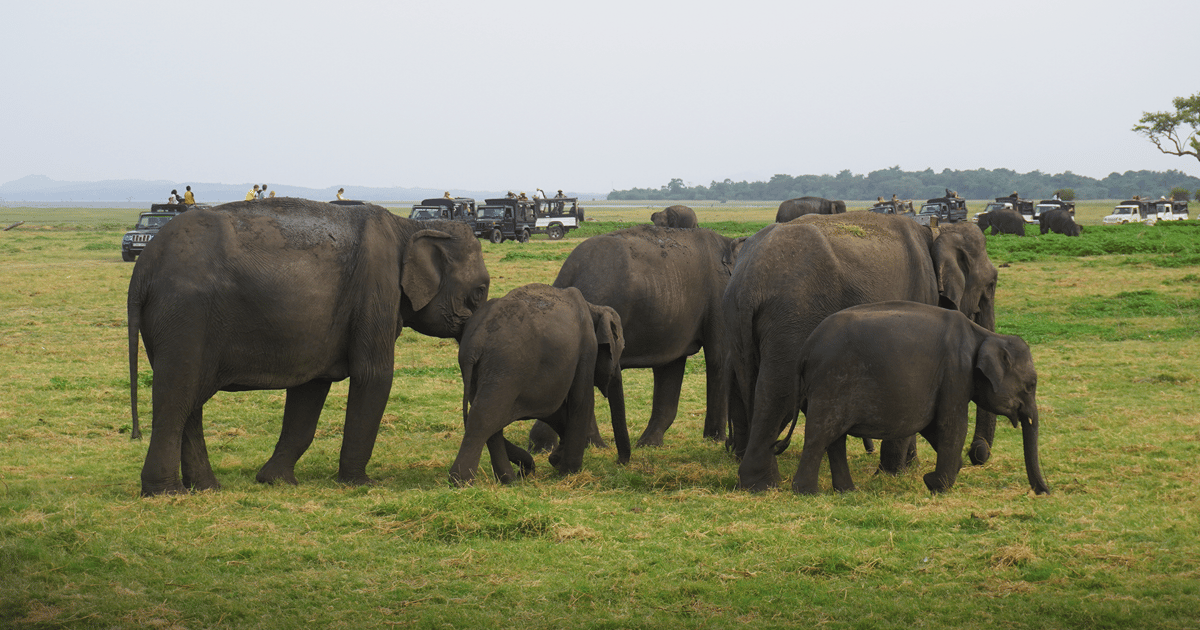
xmin=123 ymin=235 xmax=132 ymax=242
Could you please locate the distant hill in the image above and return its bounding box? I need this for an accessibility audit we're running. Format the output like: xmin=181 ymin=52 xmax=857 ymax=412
xmin=0 ymin=176 xmax=606 ymax=203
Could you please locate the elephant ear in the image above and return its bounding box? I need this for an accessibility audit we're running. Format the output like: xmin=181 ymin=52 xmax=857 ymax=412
xmin=589 ymin=304 xmax=624 ymax=395
xmin=401 ymin=229 xmax=453 ymax=311
xmin=975 ymin=337 xmax=1011 ymax=394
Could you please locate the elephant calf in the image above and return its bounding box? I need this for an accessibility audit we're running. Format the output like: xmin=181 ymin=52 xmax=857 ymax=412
xmin=650 ymin=205 xmax=698 ymax=228
xmin=789 ymin=301 xmax=1050 ymax=496
xmin=452 ymin=284 xmax=629 ymax=485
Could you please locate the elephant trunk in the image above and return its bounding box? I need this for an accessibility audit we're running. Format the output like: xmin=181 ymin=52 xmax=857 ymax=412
xmin=607 ymin=372 xmax=630 ymax=465
xmin=1020 ymin=408 xmax=1051 ymax=495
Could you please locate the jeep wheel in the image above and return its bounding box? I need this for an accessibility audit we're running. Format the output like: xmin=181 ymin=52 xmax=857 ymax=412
xmin=519 ymin=229 xmax=530 ymax=243
xmin=490 ymin=228 xmax=504 ymax=244
xmin=122 ymin=251 xmax=136 ymax=262
xmin=547 ymin=224 xmax=564 ymax=240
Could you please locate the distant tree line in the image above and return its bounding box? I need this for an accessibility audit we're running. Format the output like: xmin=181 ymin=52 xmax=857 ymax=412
xmin=607 ymin=167 xmax=1200 ymax=201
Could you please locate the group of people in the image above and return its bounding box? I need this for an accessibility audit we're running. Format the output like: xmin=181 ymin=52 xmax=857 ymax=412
xmin=246 ymin=184 xmax=274 ymax=201
xmin=167 ymin=186 xmax=196 ymax=205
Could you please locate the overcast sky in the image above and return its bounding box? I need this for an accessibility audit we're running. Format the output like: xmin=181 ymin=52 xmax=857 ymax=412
xmin=3 ymin=0 xmax=1197 ymax=193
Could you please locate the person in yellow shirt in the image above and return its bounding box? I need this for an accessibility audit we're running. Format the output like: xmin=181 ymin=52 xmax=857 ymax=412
xmin=183 ymin=186 xmax=195 ymax=205
xmin=246 ymin=185 xmax=259 ymax=201
xmin=337 ymin=188 xmax=347 ymax=201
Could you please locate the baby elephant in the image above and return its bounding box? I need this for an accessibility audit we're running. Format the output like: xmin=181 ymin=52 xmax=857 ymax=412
xmin=649 ymin=205 xmax=698 ymax=228
xmin=791 ymin=301 xmax=1050 ymax=495
xmin=451 ymin=284 xmax=629 ymax=485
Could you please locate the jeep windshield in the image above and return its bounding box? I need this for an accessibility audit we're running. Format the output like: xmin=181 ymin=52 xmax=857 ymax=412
xmin=410 ymin=208 xmax=440 ymax=220
xmin=1113 ymin=207 xmax=1136 ymax=215
xmin=478 ymin=207 xmax=506 ymax=219
xmin=919 ymin=204 xmax=943 ymax=216
xmin=136 ymin=215 xmax=172 ymax=229
xmin=984 ymin=203 xmax=1009 ymax=213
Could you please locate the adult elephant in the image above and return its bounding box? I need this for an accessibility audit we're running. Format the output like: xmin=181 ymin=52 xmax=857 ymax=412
xmin=453 ymin=284 xmax=628 ymax=485
xmin=723 ymin=213 xmax=999 ymax=492
xmin=128 ymin=198 xmax=491 ymax=497
xmin=531 ymin=225 xmax=745 ymax=449
xmin=650 ymin=205 xmax=699 ymax=228
xmin=1039 ymin=208 xmax=1082 ymax=236
xmin=977 ymin=208 xmax=1026 ymax=236
xmin=775 ymin=196 xmax=846 ymax=223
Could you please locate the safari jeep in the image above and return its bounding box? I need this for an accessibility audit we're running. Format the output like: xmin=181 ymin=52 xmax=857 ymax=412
xmin=475 ymin=197 xmax=537 ymax=243
xmin=1152 ymin=199 xmax=1189 ymax=222
xmin=1103 ymin=199 xmax=1157 ymax=225
xmin=1035 ymin=198 xmax=1076 ymax=221
xmin=410 ymin=197 xmax=477 ymax=227
xmin=120 ymin=204 xmax=188 ymax=262
xmin=532 ymin=196 xmax=583 ymax=240
xmin=474 ymin=195 xmax=584 ymax=243
xmin=975 ymin=194 xmax=1035 ymax=223
xmin=913 ymin=195 xmax=967 ymax=227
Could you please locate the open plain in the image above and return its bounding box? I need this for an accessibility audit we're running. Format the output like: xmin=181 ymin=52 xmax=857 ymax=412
xmin=1 ymin=203 xmax=1198 ymax=628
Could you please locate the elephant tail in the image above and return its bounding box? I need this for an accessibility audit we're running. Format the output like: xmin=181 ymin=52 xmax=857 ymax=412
xmin=128 ymin=293 xmax=142 ymax=440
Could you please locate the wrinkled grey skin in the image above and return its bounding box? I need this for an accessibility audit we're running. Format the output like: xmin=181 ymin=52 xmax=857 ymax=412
xmin=790 ymin=301 xmax=1049 ymax=496
xmin=724 ymin=213 xmax=999 ymax=492
xmin=1038 ymin=208 xmax=1082 ymax=236
xmin=976 ymin=208 xmax=1026 ymax=236
xmin=452 ymin=284 xmax=628 ymax=485
xmin=775 ymin=196 xmax=847 ymax=222
xmin=128 ymin=198 xmax=490 ymax=496
xmin=531 ymin=225 xmax=745 ymax=450
xmin=650 ymin=205 xmax=699 ymax=228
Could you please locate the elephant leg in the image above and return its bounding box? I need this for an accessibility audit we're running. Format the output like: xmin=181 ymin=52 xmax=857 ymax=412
xmin=257 ymin=379 xmax=332 ymax=485
xmin=725 ymin=366 xmax=751 ymax=458
xmin=827 ymin=435 xmax=856 ymax=493
xmin=878 ymin=436 xmax=918 ymax=475
xmin=180 ymin=405 xmax=219 ymax=492
xmin=637 ymin=356 xmax=686 ymax=447
xmin=528 ymin=420 xmax=559 ymax=453
xmin=862 ymin=438 xmax=875 ymax=453
xmin=737 ymin=346 xmax=797 ymax=491
xmin=923 ymin=411 xmax=968 ymax=494
xmin=337 ymin=374 xmax=392 ymax=486
xmin=503 ymin=436 xmax=536 ymax=478
xmin=791 ymin=424 xmax=830 ymax=495
xmin=969 ymin=408 xmax=998 ymax=465
xmin=141 ymin=364 xmax=213 ymax=496
xmin=701 ymin=346 xmax=729 ymax=441
xmin=485 ymin=431 xmax=518 ymax=484
xmin=554 ymin=371 xmax=594 ymax=475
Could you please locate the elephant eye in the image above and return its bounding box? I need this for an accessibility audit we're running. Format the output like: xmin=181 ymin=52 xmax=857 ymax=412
xmin=470 ymin=285 xmax=487 ymax=308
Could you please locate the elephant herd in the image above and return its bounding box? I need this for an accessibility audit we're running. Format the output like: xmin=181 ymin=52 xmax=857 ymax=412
xmin=128 ymin=197 xmax=1050 ymax=498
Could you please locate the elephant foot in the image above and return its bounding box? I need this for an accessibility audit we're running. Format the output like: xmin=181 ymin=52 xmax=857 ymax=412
xmin=448 ymin=470 xmax=474 ymax=487
xmin=184 ymin=475 xmax=221 ymax=493
xmin=141 ymin=480 xmax=188 ymax=498
xmin=337 ymin=471 xmax=376 ymax=487
xmin=862 ymin=438 xmax=875 ymax=453
xmin=968 ymin=439 xmax=992 ymax=466
xmin=635 ymin=431 xmax=665 ymax=448
xmin=256 ymin=461 xmax=299 ymax=486
xmin=790 ymin=477 xmax=820 ymax=495
xmin=702 ymin=425 xmax=726 ymax=442
xmin=923 ymin=471 xmax=951 ymax=494
xmin=587 ymin=433 xmax=608 ymax=449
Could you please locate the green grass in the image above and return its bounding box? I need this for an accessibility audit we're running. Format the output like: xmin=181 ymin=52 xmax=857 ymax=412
xmin=2 ymin=210 xmax=1200 ymax=628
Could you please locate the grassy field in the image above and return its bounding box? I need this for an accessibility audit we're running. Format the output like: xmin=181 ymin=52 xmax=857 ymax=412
xmin=1 ymin=207 xmax=1199 ymax=628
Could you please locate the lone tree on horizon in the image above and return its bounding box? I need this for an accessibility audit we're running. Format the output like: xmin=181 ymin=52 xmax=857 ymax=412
xmin=1133 ymin=92 xmax=1200 ymax=164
